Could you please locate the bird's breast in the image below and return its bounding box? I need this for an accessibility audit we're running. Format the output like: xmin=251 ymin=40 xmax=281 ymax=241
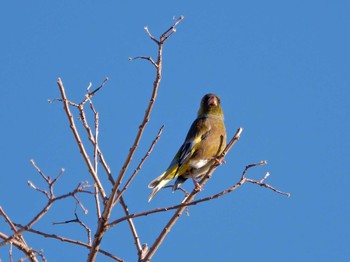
xmin=190 ymin=159 xmax=209 ymax=169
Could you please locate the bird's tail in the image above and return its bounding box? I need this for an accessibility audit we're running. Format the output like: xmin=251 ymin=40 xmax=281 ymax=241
xmin=148 ymin=166 xmax=177 ymax=202
xmin=173 ymin=176 xmax=187 ymax=192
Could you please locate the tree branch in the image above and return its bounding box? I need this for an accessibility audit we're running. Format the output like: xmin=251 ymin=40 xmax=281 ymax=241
xmin=113 ymin=125 xmax=164 ymax=206
xmin=0 ymin=232 xmax=39 ymax=262
xmin=1 ymin=172 xmax=93 ymax=248
xmin=0 ymin=207 xmax=38 ymax=262
xmin=56 ymin=78 xmax=106 ymax=200
xmin=86 ymin=16 xmax=184 ymax=262
xmin=12 ymin=225 xmax=123 ymax=262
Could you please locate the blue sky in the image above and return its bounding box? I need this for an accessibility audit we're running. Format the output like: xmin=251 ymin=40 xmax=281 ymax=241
xmin=1 ymin=1 xmax=349 ymax=261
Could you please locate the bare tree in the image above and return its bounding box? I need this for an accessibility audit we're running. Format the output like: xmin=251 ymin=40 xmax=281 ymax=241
xmin=0 ymin=16 xmax=289 ymax=262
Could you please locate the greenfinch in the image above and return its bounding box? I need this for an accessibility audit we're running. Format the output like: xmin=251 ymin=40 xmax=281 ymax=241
xmin=148 ymin=94 xmax=226 ymax=202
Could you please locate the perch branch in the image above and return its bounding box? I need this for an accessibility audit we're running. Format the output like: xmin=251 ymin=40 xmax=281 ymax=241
xmin=142 ymin=128 xmax=243 ymax=261
xmin=107 ymin=158 xmax=290 ymax=228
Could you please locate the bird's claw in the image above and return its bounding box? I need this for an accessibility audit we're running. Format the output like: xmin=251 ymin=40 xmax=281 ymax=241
xmin=192 ymin=177 xmax=203 ymax=191
xmin=212 ymin=157 xmax=225 ymax=165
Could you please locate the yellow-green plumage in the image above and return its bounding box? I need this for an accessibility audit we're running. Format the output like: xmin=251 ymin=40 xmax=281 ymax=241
xmin=148 ymin=94 xmax=226 ymax=202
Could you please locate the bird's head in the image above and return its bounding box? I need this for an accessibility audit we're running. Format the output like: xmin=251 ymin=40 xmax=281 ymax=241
xmin=197 ymin=94 xmax=224 ymax=118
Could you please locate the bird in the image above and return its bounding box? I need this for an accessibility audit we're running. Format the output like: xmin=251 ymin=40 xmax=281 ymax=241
xmin=148 ymin=93 xmax=226 ymax=202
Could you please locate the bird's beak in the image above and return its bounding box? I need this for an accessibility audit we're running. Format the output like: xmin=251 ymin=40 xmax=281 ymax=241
xmin=208 ymin=96 xmax=218 ymax=106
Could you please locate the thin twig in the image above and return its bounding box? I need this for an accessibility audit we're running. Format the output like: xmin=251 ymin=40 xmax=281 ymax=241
xmin=56 ymin=78 xmax=106 ymax=200
xmin=89 ymin=97 xmax=102 ymax=218
xmin=143 ymin=26 xmax=158 ymax=44
xmin=51 ymin=168 xmax=65 ymax=187
xmin=74 ymin=212 xmax=92 ymax=245
xmin=27 ymin=181 xmax=50 ymax=199
xmin=74 ymin=80 xmax=114 ymax=187
xmin=128 ymin=56 xmax=158 ymax=68
xmin=94 ymin=185 xmax=101 ymax=219
xmin=118 ymin=200 xmax=143 ymax=257
xmin=30 ymin=161 xmax=66 ymax=199
xmin=160 ymin=16 xmax=184 ymax=43
xmin=81 ymin=77 xmax=109 ymax=105
xmin=246 ymin=178 xmax=291 ymax=197
xmin=113 ymin=125 xmax=164 ymax=206
xmin=30 ymin=160 xmax=49 ymax=183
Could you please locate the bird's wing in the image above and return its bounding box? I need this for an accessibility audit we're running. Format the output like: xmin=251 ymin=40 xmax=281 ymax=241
xmin=170 ymin=117 xmax=210 ymax=169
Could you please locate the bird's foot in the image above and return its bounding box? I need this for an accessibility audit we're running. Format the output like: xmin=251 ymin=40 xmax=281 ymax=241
xmin=212 ymin=157 xmax=226 ymax=165
xmin=192 ymin=177 xmax=202 ymax=191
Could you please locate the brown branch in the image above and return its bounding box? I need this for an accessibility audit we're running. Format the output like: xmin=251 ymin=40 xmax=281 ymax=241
xmin=86 ymin=17 xmax=184 ymax=262
xmin=27 ymin=180 xmax=50 ymax=198
xmin=64 ymin=80 xmax=146 ymax=258
xmin=74 ymin=79 xmax=115 ymax=189
xmin=29 ymin=159 xmax=49 ymax=183
xmin=82 ymin=77 xmax=109 ymax=105
xmin=77 ymin=80 xmax=142 ymax=248
xmin=51 ymin=167 xmax=65 ymax=187
xmin=78 ymin=96 xmax=143 ymax=255
xmin=88 ymin=96 xmax=102 ymax=218
xmin=143 ymin=26 xmax=158 ymax=44
xmin=56 ymin=78 xmax=106 ymax=200
xmin=128 ymin=56 xmax=158 ymax=68
xmin=160 ymin=16 xmax=184 ymax=42
xmin=53 ymin=211 xmax=92 ymax=245
xmin=12 ymin=225 xmax=123 ymax=262
xmin=112 ymin=125 xmax=164 ymax=257
xmin=0 ymin=207 xmax=38 ymax=261
xmin=112 ymin=15 xmax=184 ymax=203
xmin=113 ymin=125 xmax=164 ymax=206
xmin=29 ymin=160 xmax=66 ymax=199
xmin=0 ymin=207 xmax=26 ymax=244
xmin=93 ymin=142 xmax=142 ymax=258
xmin=0 ymin=232 xmax=39 ymax=262
xmin=118 ymin=200 xmax=143 ymax=258
xmin=93 ymin=154 xmax=139 ymax=252
xmin=0 ymin=200 xmax=53 ymax=248
xmin=246 ymin=177 xmax=291 ymax=197
xmin=0 ymin=179 xmax=93 ymax=248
